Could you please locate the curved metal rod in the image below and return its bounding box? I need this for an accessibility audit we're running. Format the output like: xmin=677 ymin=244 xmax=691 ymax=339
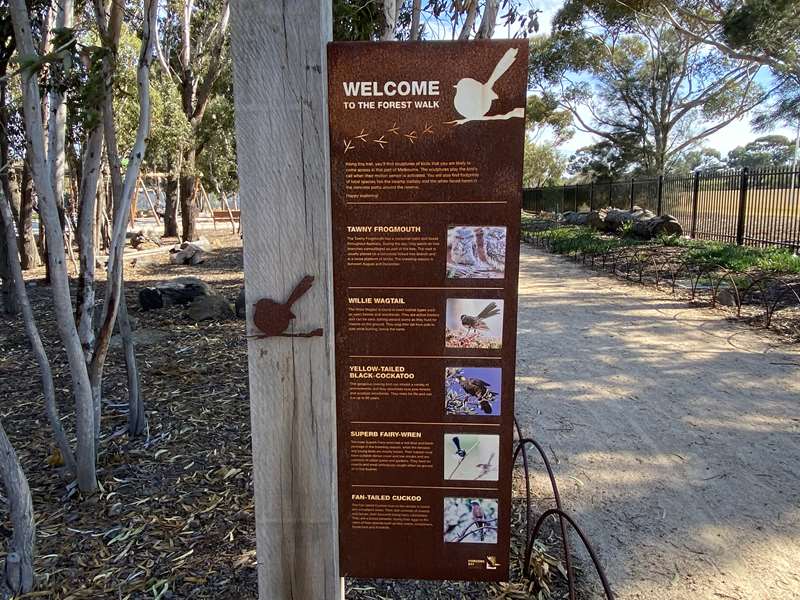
xmin=710 ymin=268 xmax=743 ymax=312
xmin=751 ymin=276 xmax=800 ymax=327
xmin=740 ymin=275 xmax=773 ymax=324
xmin=513 ymin=417 xmax=531 ymax=544
xmin=525 ymin=509 xmax=616 ymax=600
xmin=513 ymin=438 xmax=576 ymax=600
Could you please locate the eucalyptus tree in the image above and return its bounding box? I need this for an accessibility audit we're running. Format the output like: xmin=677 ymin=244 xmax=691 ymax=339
xmin=155 ymin=0 xmax=231 ymax=241
xmin=334 ymin=0 xmax=540 ymax=41
xmin=530 ymin=3 xmax=775 ymax=174
xmin=7 ymin=0 xmax=159 ymax=493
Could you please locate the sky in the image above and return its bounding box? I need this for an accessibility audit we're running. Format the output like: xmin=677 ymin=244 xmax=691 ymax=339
xmin=503 ymin=0 xmax=798 ymax=158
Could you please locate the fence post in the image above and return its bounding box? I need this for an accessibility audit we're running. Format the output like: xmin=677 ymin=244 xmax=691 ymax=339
xmin=573 ymin=187 xmax=578 ymax=212
xmin=690 ymin=171 xmax=700 ymax=238
xmin=735 ymin=167 xmax=749 ymax=245
xmin=589 ymin=181 xmax=594 ymax=211
xmin=656 ymin=175 xmax=663 ymax=216
xmin=562 ymin=184 xmax=566 ymax=214
xmin=629 ymin=178 xmax=635 ymax=210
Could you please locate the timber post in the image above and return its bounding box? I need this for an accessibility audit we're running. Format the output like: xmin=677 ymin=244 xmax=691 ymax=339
xmin=230 ymin=2 xmax=340 ymax=599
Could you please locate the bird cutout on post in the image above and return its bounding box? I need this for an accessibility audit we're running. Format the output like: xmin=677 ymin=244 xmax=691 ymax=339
xmin=449 ymin=48 xmax=525 ymax=125
xmin=249 ymin=275 xmax=323 ymax=339
xmin=474 ymin=453 xmax=496 ymax=480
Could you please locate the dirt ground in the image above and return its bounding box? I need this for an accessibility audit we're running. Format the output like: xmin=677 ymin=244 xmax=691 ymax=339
xmin=514 ymin=246 xmax=800 ymax=600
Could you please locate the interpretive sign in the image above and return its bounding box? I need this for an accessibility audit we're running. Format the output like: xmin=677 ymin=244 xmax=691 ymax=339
xmin=328 ymin=40 xmax=527 ymax=581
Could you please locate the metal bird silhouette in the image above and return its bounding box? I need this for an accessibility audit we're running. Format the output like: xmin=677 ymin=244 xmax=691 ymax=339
xmin=451 ymin=48 xmax=523 ymax=124
xmin=250 ymin=275 xmax=323 ymax=339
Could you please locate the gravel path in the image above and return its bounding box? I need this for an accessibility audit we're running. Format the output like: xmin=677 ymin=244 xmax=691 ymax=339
xmin=514 ymin=246 xmax=800 ymax=600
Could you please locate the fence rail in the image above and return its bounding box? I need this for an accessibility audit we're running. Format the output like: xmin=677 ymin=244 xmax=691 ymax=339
xmin=523 ymin=167 xmax=800 ymax=250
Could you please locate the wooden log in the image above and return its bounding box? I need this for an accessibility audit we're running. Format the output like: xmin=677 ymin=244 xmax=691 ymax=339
xmin=563 ymin=205 xmax=684 ymax=238
xmin=230 ymin=2 xmax=339 ymax=599
xmin=631 ymin=214 xmax=683 ymax=237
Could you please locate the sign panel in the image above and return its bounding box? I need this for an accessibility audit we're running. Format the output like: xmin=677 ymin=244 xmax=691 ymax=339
xmin=328 ymin=40 xmax=527 ymax=581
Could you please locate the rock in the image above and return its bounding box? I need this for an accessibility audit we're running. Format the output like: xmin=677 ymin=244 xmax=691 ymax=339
xmin=187 ymin=294 xmax=233 ymax=321
xmin=170 ymin=237 xmax=211 ymax=265
xmin=235 ymin=286 xmax=246 ymax=319
xmin=138 ymin=276 xmax=215 ymax=310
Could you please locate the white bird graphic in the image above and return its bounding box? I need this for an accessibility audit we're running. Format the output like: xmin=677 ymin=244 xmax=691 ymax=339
xmin=450 ymin=48 xmax=525 ymax=125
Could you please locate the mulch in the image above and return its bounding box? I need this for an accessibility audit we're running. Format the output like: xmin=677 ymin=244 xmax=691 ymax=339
xmin=0 ymin=233 xmax=579 ymax=599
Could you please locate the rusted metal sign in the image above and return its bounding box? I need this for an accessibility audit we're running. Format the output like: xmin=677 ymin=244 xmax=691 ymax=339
xmin=328 ymin=40 xmax=527 ymax=581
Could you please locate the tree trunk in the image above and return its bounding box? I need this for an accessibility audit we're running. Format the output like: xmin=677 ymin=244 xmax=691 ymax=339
xmin=458 ymin=0 xmax=478 ymax=40
xmin=381 ymin=0 xmax=398 ymax=40
xmin=17 ymin=165 xmax=40 ymax=270
xmin=179 ymin=147 xmax=198 ymax=241
xmin=10 ymin=0 xmax=98 ymax=493
xmin=476 ymin=0 xmax=498 ymax=39
xmin=0 ymin=187 xmax=76 ymax=475
xmin=410 ymin=0 xmax=421 ymax=40
xmin=0 ymin=211 xmax=18 ymax=315
xmin=164 ymin=171 xmax=180 ymax=238
xmin=48 ymin=0 xmax=74 ymax=233
xmin=75 ymin=125 xmax=105 ymax=359
xmin=89 ymin=0 xmax=157 ymax=448
xmin=0 ymin=420 xmax=35 ymax=596
xmin=119 ymin=291 xmax=145 ymax=437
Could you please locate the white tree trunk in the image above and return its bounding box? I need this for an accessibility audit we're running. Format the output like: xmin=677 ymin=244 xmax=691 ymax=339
xmin=230 ymin=1 xmax=339 ymax=597
xmin=47 ymin=0 xmax=74 ymax=215
xmin=458 ymin=0 xmax=478 ymax=39
xmin=381 ymin=0 xmax=399 ymax=40
xmin=0 ymin=420 xmax=35 ymax=595
xmin=90 ymin=0 xmax=157 ymax=430
xmin=476 ymin=0 xmax=498 ymax=39
xmin=75 ymin=124 xmax=104 ymax=359
xmin=410 ymin=0 xmax=421 ymax=40
xmin=9 ymin=0 xmax=97 ymax=493
xmin=0 ymin=190 xmax=77 ymax=475
xmin=119 ymin=293 xmax=145 ymax=436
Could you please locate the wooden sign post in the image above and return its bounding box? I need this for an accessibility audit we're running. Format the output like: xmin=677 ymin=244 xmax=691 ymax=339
xmin=230 ymin=2 xmax=340 ymax=599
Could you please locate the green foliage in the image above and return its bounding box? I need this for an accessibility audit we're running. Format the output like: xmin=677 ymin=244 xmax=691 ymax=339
xmin=146 ymin=74 xmax=192 ymax=170
xmin=529 ymin=4 xmax=766 ymax=176
xmin=333 ymin=0 xmax=382 ymax=40
xmin=525 ymin=95 xmax=573 ymax=144
xmin=567 ymin=134 xmax=649 ymax=181
xmin=525 ymin=224 xmax=800 ymax=274
xmin=727 ymin=135 xmax=795 ymax=169
xmin=523 ymin=139 xmax=566 ymax=188
xmin=659 ymin=237 xmax=800 ymax=273
xmin=670 ymin=148 xmax=726 ymax=176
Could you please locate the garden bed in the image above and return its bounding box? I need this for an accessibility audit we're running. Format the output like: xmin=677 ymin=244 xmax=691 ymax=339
xmin=521 ymin=215 xmax=800 ymax=340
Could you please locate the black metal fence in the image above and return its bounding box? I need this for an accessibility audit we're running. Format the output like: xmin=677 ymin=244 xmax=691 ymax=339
xmin=523 ymin=167 xmax=800 ymax=250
